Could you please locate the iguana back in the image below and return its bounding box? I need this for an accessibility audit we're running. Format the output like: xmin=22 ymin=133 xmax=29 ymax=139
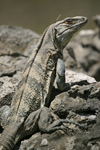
xmin=7 ymin=26 xmax=57 ymax=124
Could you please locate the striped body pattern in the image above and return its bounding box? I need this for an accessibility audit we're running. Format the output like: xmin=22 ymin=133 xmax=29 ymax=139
xmin=0 ymin=24 xmax=61 ymax=150
xmin=0 ymin=16 xmax=88 ymax=150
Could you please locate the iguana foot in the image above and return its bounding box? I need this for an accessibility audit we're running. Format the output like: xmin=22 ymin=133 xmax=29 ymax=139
xmin=62 ymin=118 xmax=87 ymax=130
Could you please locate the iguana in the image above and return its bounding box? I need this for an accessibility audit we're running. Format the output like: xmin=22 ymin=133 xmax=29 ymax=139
xmin=0 ymin=16 xmax=87 ymax=150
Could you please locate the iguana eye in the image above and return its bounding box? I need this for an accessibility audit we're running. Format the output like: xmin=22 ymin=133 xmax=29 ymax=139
xmin=64 ymin=20 xmax=75 ymax=25
xmin=67 ymin=19 xmax=72 ymax=23
xmin=64 ymin=19 xmax=72 ymax=24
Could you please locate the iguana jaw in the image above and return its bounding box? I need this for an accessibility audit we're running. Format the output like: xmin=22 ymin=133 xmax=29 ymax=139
xmin=55 ymin=16 xmax=88 ymax=48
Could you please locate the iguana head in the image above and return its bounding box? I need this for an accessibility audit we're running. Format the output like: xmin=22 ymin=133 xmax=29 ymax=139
xmin=54 ymin=16 xmax=87 ymax=48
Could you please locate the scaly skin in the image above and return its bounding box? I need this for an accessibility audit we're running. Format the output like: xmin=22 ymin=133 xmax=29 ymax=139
xmin=0 ymin=16 xmax=87 ymax=150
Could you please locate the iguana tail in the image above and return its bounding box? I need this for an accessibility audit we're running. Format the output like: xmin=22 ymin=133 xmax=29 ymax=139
xmin=0 ymin=123 xmax=20 ymax=150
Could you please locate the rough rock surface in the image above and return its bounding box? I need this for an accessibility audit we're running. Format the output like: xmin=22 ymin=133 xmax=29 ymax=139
xmin=0 ymin=25 xmax=40 ymax=108
xmin=0 ymin=25 xmax=100 ymax=150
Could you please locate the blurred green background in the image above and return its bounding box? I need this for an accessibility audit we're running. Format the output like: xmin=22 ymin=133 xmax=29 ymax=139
xmin=0 ymin=0 xmax=100 ymax=34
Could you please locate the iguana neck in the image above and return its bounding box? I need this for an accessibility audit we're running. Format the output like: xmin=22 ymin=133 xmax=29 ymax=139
xmin=40 ymin=24 xmax=63 ymax=56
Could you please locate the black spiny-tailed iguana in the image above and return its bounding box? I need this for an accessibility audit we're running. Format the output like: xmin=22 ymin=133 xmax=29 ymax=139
xmin=0 ymin=16 xmax=87 ymax=150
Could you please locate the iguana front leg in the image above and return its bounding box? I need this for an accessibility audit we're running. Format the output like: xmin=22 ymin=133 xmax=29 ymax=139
xmin=56 ymin=58 xmax=87 ymax=91
xmin=56 ymin=58 xmax=74 ymax=91
xmin=24 ymin=107 xmax=86 ymax=135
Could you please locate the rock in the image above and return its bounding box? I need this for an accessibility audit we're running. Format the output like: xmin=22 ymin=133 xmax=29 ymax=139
xmin=0 ymin=105 xmax=10 ymax=128
xmin=50 ymin=82 xmax=100 ymax=150
xmin=0 ymin=77 xmax=16 ymax=107
xmin=65 ymin=136 xmax=76 ymax=150
xmin=40 ymin=139 xmax=48 ymax=147
xmin=65 ymin=69 xmax=96 ymax=83
xmin=0 ymin=25 xmax=40 ymax=55
xmin=50 ymin=82 xmax=100 ymax=117
xmin=17 ymin=130 xmax=69 ymax=150
xmin=18 ymin=133 xmax=39 ymax=150
xmin=90 ymin=145 xmax=100 ymax=150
